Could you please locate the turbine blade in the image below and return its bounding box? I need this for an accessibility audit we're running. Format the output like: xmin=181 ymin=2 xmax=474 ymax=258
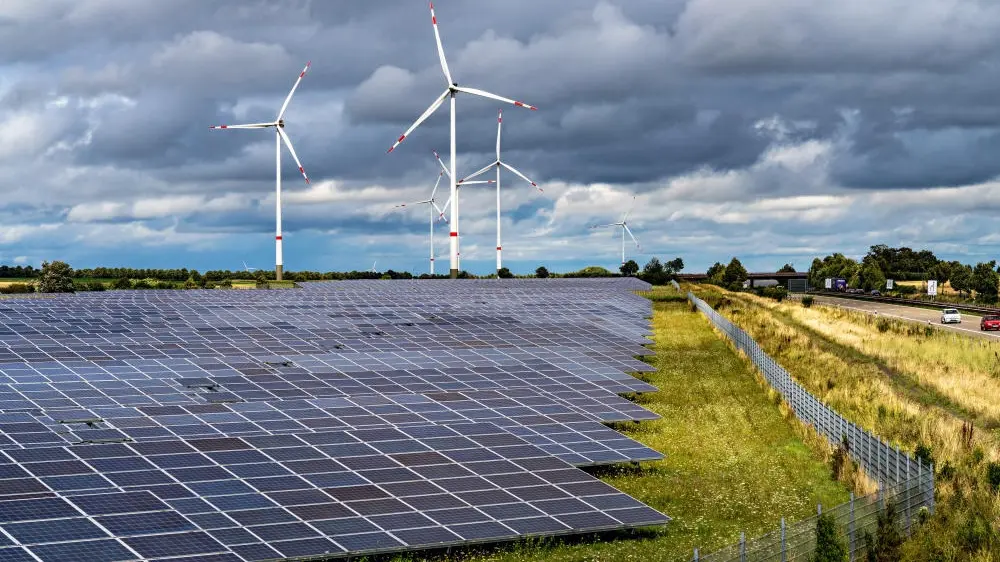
xmin=429 ymin=3 xmax=453 ymax=85
xmin=623 ymin=196 xmax=636 ymax=222
xmin=388 ymin=89 xmax=449 ymax=153
xmin=277 ymin=61 xmax=311 ymax=121
xmin=277 ymin=128 xmax=310 ymax=184
xmin=624 ymin=224 xmax=640 ymax=249
xmin=432 ymin=201 xmax=449 ymax=222
xmin=460 ymin=161 xmax=497 ymax=183
xmin=429 ymin=171 xmax=443 ymax=201
xmin=454 ymin=86 xmax=536 ymax=110
xmin=394 ymin=199 xmax=432 ymax=208
xmin=500 ymin=161 xmax=542 ymax=192
xmin=209 ymin=122 xmax=275 ymax=129
xmin=590 ymin=224 xmax=617 ymax=229
xmin=496 ymin=109 xmax=502 ymax=160
xmin=433 ymin=150 xmax=451 ymax=178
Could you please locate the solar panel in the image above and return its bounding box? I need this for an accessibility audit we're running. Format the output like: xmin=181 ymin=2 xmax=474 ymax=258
xmin=0 ymin=279 xmax=669 ymax=560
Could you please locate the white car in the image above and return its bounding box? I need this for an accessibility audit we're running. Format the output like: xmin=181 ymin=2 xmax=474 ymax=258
xmin=940 ymin=309 xmax=962 ymax=324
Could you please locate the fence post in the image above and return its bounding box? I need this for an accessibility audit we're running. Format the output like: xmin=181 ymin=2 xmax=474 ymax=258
xmin=693 ymin=548 xmax=699 ymax=561
xmin=740 ymin=531 xmax=746 ymax=562
xmin=849 ymin=492 xmax=855 ymax=562
xmin=781 ymin=517 xmax=786 ymax=562
xmin=906 ymin=455 xmax=912 ymax=536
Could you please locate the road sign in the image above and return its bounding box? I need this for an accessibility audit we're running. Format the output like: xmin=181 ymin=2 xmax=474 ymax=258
xmin=825 ymin=278 xmax=832 ymax=290
xmin=886 ymin=279 xmax=894 ymax=290
xmin=927 ymin=280 xmax=938 ymax=296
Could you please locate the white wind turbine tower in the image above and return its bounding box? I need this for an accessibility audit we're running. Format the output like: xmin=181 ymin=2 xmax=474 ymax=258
xmin=591 ymin=196 xmax=641 ymax=268
xmin=210 ymin=62 xmax=312 ymax=281
xmin=461 ymin=109 xmax=541 ymax=274
xmin=387 ymin=2 xmax=537 ymax=279
xmin=394 ymin=151 xmax=492 ymax=275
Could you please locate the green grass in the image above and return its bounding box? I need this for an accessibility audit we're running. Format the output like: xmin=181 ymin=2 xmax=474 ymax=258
xmin=403 ymin=300 xmax=848 ymax=562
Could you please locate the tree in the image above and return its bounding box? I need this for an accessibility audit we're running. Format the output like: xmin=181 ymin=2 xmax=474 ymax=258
xmin=857 ymin=261 xmax=887 ymax=292
xmin=706 ymin=262 xmax=725 ymax=284
xmin=972 ymin=261 xmax=999 ymax=303
xmin=722 ymin=258 xmax=749 ymax=289
xmin=497 ymin=267 xmax=513 ymax=279
xmin=864 ymin=502 xmax=902 ymax=562
xmin=664 ymin=258 xmax=684 ymax=279
xmin=619 ymin=260 xmax=639 ymax=277
xmin=778 ymin=263 xmax=796 ymax=273
xmin=37 ymin=261 xmax=75 ymax=293
xmin=808 ymin=253 xmax=859 ymax=289
xmin=950 ymin=264 xmax=973 ymax=296
xmin=640 ymin=258 xmax=665 ymax=285
xmin=813 ymin=511 xmax=848 ymax=562
xmin=535 ymin=266 xmax=549 ymax=279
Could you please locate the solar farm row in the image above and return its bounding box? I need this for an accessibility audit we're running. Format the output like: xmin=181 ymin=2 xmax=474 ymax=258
xmin=0 ymin=279 xmax=668 ymax=561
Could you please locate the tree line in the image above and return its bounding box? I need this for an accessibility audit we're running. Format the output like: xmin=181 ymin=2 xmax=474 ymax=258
xmin=808 ymin=245 xmax=999 ymax=303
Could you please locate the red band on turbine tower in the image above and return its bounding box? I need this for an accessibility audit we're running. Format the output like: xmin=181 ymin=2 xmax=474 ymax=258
xmin=450 ymin=232 xmax=458 ymax=237
xmin=276 ymin=236 xmax=282 ymax=241
xmin=496 ymin=246 xmax=502 ymax=250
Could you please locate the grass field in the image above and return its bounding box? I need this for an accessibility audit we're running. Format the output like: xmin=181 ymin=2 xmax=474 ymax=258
xmin=421 ymin=293 xmax=848 ymax=562
xmin=696 ymin=285 xmax=1000 ymax=559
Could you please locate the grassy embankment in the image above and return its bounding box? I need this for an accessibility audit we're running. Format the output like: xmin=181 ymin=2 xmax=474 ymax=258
xmin=695 ymin=285 xmax=1000 ymax=559
xmin=401 ymin=290 xmax=848 ymax=562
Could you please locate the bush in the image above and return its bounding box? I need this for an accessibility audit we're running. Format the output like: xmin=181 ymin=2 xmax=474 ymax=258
xmin=760 ymin=286 xmax=789 ymax=302
xmin=987 ymin=462 xmax=1000 ymax=494
xmin=497 ymin=267 xmax=513 ymax=279
xmin=896 ymin=285 xmax=918 ymax=295
xmin=184 ymin=278 xmax=199 ymax=289
xmin=813 ymin=512 xmax=848 ymax=562
xmin=535 ymin=266 xmax=549 ymax=279
xmin=218 ymin=279 xmax=232 ymax=288
xmin=864 ymin=502 xmax=902 ymax=562
xmin=0 ymin=283 xmax=34 ymax=294
xmin=37 ymin=261 xmax=75 ymax=293
xmin=204 ymin=281 xmax=217 ymax=289
xmin=802 ymin=295 xmax=814 ymax=308
xmin=132 ymin=279 xmax=152 ymax=289
xmin=111 ymin=277 xmax=132 ymax=290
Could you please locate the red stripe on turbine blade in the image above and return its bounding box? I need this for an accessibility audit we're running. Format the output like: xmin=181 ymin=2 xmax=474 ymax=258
xmin=276 ymin=236 xmax=282 ymax=240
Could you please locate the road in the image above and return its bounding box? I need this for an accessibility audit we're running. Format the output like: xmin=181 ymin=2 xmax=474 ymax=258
xmin=805 ymin=294 xmax=1000 ymax=340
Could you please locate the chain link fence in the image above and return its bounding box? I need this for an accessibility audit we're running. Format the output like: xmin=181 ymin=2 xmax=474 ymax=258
xmin=687 ymin=292 xmax=935 ymax=561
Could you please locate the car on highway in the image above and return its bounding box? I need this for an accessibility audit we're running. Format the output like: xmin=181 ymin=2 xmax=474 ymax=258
xmin=940 ymin=309 xmax=962 ymax=324
xmin=982 ymin=315 xmax=1000 ymax=331
xmin=870 ymin=290 xmax=881 ymax=296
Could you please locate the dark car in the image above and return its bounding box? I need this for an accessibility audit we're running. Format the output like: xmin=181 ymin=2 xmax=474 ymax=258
xmin=982 ymin=315 xmax=1000 ymax=331
xmin=870 ymin=290 xmax=881 ymax=296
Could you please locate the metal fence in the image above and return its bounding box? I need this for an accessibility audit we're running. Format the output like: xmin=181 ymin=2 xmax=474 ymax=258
xmin=687 ymin=292 xmax=935 ymax=561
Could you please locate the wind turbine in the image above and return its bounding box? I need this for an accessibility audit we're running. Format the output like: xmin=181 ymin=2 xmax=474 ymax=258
xmin=242 ymin=261 xmax=257 ymax=273
xmin=591 ymin=196 xmax=641 ymax=268
xmin=371 ymin=261 xmax=378 ymax=273
xmin=387 ymin=2 xmax=537 ymax=279
xmin=210 ymin=62 xmax=312 ymax=281
xmin=461 ymin=109 xmax=541 ymax=274
xmin=394 ymin=152 xmax=492 ymax=275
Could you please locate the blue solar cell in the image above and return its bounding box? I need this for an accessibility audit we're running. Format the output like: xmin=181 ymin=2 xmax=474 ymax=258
xmin=29 ymin=539 xmax=134 ymax=562
xmin=5 ymin=517 xmax=108 ymax=544
xmin=0 ymin=547 xmax=35 ymax=562
xmin=0 ymin=498 xmax=79 ymax=523
xmin=97 ymin=510 xmax=195 ymax=536
xmin=123 ymin=531 xmax=226 ymax=559
xmin=69 ymin=491 xmax=168 ymax=516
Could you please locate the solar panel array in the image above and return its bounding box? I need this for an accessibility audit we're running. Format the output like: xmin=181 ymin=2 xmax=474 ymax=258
xmin=0 ymin=278 xmax=668 ymax=561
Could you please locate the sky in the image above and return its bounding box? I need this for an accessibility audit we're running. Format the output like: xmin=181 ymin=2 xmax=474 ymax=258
xmin=3 ymin=0 xmax=1000 ymax=275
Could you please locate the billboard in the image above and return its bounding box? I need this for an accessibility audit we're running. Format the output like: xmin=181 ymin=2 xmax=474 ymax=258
xmin=927 ymin=280 xmax=938 ymax=296
xmin=825 ymin=278 xmax=832 ymax=290
xmin=886 ymin=279 xmax=894 ymax=290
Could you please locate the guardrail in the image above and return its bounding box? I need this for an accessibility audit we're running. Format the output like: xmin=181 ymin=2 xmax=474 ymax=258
xmin=811 ymin=291 xmax=999 ymax=315
xmin=688 ymin=291 xmax=935 ymax=561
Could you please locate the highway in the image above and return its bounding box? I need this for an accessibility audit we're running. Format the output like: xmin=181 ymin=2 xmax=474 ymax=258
xmin=806 ymin=294 xmax=1000 ymax=340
